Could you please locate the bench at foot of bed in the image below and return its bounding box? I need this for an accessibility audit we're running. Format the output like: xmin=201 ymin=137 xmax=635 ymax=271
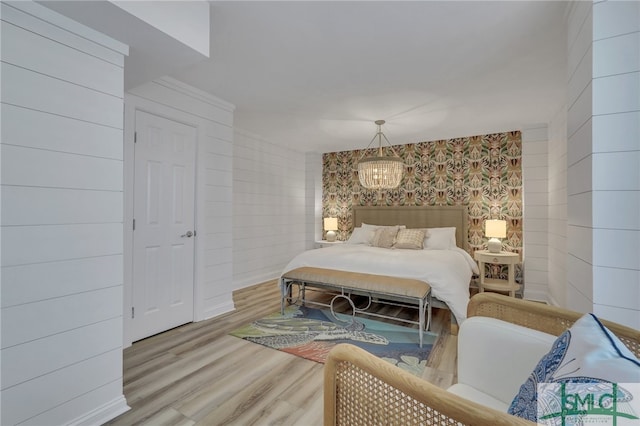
xmin=280 ymin=267 xmax=432 ymax=348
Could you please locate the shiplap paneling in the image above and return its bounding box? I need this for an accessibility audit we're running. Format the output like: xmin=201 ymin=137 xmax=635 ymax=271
xmin=25 ymin=381 xmax=125 ymax=426
xmin=1 ymin=285 xmax=122 ymax=349
xmin=590 ymin=0 xmax=640 ymax=327
xmin=593 ymin=191 xmax=640 ymax=230
xmin=593 ymin=111 xmax=640 ymax=153
xmin=566 ymin=0 xmax=594 ymax=318
xmin=0 ymin=2 xmax=126 ymax=66
xmin=2 ymin=223 xmax=123 ymax=267
xmin=593 ymin=0 xmax=640 ymax=40
xmin=2 ymin=104 xmax=123 ymax=160
xmin=567 ymin=114 xmax=592 ymax=166
xmin=232 ymin=129 xmax=306 ymax=289
xmin=593 ymin=267 xmax=640 ymax=312
xmin=566 ymin=0 xmax=591 ymax=67
xmin=1 ymin=20 xmax=123 ymax=96
xmin=565 ymin=0 xmax=640 ymax=328
xmin=2 ymin=350 xmax=123 ymax=426
xmin=1 ymin=2 xmax=128 ymax=424
xmin=593 ymin=72 xmax=640 ymax=116
xmin=1 ymin=62 xmax=123 ymax=129
xmin=593 ymin=32 xmax=640 ymax=78
xmin=1 ymin=145 xmax=122 ymax=191
xmin=2 ymin=186 xmax=123 ymax=226
xmin=547 ymin=106 xmax=567 ymax=306
xmin=2 ymin=317 xmax=122 ymax=389
xmin=594 ymin=304 xmax=640 ymax=331
xmin=567 ymin=45 xmax=592 ymax=113
xmin=1 ymin=255 xmax=123 ymax=308
xmin=521 ymin=125 xmax=549 ymax=301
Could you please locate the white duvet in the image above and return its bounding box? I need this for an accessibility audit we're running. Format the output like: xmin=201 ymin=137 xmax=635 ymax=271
xmin=281 ymin=245 xmax=479 ymax=324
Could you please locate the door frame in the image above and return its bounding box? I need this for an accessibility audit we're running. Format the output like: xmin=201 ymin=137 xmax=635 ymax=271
xmin=123 ymin=95 xmax=201 ymax=347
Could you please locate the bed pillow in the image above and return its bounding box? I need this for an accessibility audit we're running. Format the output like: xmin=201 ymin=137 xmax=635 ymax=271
xmin=508 ymin=313 xmax=640 ymax=422
xmin=346 ymin=227 xmax=375 ymax=245
xmin=393 ymin=229 xmax=427 ymax=250
xmin=424 ymin=227 xmax=457 ymax=250
xmin=371 ymin=226 xmax=401 ymax=248
xmin=348 ymin=224 xmax=406 ymax=245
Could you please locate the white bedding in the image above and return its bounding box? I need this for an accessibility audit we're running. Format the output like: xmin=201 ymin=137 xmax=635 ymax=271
xmin=282 ymin=245 xmax=479 ymax=324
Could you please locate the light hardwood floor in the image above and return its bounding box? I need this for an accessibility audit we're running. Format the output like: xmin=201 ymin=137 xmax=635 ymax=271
xmin=106 ymin=281 xmax=458 ymax=425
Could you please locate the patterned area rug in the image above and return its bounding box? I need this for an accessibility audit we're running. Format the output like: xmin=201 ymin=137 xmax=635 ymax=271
xmin=230 ymin=305 xmax=437 ymax=377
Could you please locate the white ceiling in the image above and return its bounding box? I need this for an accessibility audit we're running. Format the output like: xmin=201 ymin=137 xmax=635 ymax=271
xmin=172 ymin=1 xmax=569 ymax=153
xmin=41 ymin=1 xmax=570 ymax=154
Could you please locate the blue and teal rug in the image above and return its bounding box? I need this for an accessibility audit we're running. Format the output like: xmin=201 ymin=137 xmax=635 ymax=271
xmin=230 ymin=305 xmax=437 ymax=377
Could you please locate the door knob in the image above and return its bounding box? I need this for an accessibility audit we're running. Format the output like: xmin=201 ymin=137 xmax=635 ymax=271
xmin=181 ymin=231 xmax=194 ymax=238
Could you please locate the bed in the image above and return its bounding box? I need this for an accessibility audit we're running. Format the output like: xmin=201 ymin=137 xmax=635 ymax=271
xmin=280 ymin=206 xmax=478 ymax=328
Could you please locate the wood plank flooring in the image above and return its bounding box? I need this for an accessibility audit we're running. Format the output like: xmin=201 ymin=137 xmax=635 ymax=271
xmin=106 ymin=281 xmax=458 ymax=425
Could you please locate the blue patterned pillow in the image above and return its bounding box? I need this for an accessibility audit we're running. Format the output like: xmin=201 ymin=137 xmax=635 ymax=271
xmin=508 ymin=313 xmax=640 ymax=422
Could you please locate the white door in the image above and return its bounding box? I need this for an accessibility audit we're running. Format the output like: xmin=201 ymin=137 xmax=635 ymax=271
xmin=132 ymin=110 xmax=197 ymax=341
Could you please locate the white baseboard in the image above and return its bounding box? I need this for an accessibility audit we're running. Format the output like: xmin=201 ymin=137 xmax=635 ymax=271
xmin=202 ymin=300 xmax=235 ymax=321
xmin=233 ymin=271 xmax=280 ymax=290
xmin=69 ymin=395 xmax=130 ymax=426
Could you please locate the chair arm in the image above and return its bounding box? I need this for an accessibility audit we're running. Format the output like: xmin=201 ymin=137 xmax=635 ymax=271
xmin=324 ymin=343 xmax=534 ymax=426
xmin=467 ymin=293 xmax=640 ymax=358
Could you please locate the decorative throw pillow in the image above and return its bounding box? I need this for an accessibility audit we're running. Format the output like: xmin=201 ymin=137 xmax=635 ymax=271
xmin=346 ymin=227 xmax=375 ymax=245
xmin=508 ymin=313 xmax=640 ymax=422
xmin=393 ymin=229 xmax=427 ymax=249
xmin=423 ymin=227 xmax=457 ymax=250
xmin=371 ymin=226 xmax=400 ymax=248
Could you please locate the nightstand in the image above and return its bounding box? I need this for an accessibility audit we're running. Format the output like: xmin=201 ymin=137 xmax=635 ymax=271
xmin=474 ymin=250 xmax=521 ymax=297
xmin=315 ymin=240 xmax=344 ymax=248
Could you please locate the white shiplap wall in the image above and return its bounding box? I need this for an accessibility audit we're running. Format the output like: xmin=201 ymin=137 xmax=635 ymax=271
xmin=566 ymin=0 xmax=640 ymax=328
xmin=124 ymin=77 xmax=235 ymax=340
xmin=1 ymin=2 xmax=129 ymax=425
xmin=547 ymin=106 xmax=568 ymax=308
xmin=233 ymin=130 xmax=307 ymax=289
xmin=590 ymin=0 xmax=640 ymax=328
xmin=567 ymin=0 xmax=596 ymax=314
xmin=521 ymin=125 xmax=550 ymax=301
xmin=305 ymin=152 xmax=323 ymax=250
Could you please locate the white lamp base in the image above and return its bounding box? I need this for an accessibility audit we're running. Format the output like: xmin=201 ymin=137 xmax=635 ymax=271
xmin=487 ymin=238 xmax=502 ymax=253
xmin=326 ymin=230 xmax=337 ymax=242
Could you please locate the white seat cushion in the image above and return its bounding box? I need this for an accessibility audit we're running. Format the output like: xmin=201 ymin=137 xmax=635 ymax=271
xmin=447 ymin=383 xmax=509 ymax=412
xmin=456 ymin=316 xmax=556 ymax=405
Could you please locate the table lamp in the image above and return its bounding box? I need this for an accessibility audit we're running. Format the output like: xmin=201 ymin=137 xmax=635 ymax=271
xmin=485 ymin=219 xmax=506 ymax=253
xmin=324 ymin=217 xmax=338 ymax=242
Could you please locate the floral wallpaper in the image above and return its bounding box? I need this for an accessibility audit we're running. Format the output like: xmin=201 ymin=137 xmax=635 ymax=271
xmin=322 ymin=131 xmax=522 ymax=256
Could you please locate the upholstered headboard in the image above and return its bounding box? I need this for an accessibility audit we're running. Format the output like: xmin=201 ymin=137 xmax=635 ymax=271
xmin=352 ymin=206 xmax=469 ymax=250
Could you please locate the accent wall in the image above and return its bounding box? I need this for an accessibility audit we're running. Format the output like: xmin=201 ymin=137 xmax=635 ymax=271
xmin=322 ymin=131 xmax=523 ymax=256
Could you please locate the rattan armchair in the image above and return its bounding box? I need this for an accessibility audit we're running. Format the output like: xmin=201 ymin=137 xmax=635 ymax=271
xmin=324 ymin=293 xmax=640 ymax=426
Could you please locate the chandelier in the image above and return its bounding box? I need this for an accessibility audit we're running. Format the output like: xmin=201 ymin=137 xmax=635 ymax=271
xmin=357 ymin=120 xmax=404 ymax=189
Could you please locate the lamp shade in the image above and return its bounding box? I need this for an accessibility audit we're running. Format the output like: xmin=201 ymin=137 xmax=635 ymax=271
xmin=485 ymin=219 xmax=507 ymax=238
xmin=485 ymin=219 xmax=506 ymax=253
xmin=358 ymin=157 xmax=404 ymax=189
xmin=324 ymin=217 xmax=338 ymax=242
xmin=323 ymin=217 xmax=338 ymax=231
